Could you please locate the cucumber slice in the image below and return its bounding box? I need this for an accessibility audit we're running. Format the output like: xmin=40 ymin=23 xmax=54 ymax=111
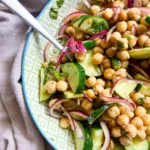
xmin=138 ymin=85 xmax=150 ymax=96
xmin=78 ymin=51 xmax=102 ymax=77
xmin=114 ymin=143 xmax=125 ymax=150
xmin=134 ymin=73 xmax=150 ymax=82
xmin=64 ymin=90 xmax=84 ymax=99
xmin=88 ymin=104 xmax=112 ymax=125
xmin=90 ymin=127 xmax=103 ymax=150
xmin=83 ymin=40 xmax=96 ymax=49
xmin=62 ymin=62 xmax=86 ymax=94
xmin=124 ymin=139 xmax=149 ymax=150
xmin=74 ymin=122 xmax=93 ymax=150
xmin=39 ymin=68 xmax=52 ymax=102
xmin=114 ymin=80 xmax=137 ymax=98
xmin=129 ymin=48 xmax=150 ymax=59
xmin=111 ymin=57 xmax=121 ymax=70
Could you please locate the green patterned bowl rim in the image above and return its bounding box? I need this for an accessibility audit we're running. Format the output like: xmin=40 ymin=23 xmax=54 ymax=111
xmin=21 ymin=0 xmax=57 ymax=149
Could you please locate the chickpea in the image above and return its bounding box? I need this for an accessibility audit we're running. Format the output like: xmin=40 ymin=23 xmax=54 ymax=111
xmin=127 ymin=8 xmax=141 ymax=21
xmin=56 ymin=80 xmax=68 ymax=92
xmin=65 ymin=26 xmax=75 ymax=36
xmin=86 ymin=76 xmax=96 ymax=87
xmin=75 ymin=52 xmax=85 ymax=61
xmin=117 ymin=50 xmax=130 ymax=60
xmin=116 ymin=21 xmax=127 ymax=33
xmin=136 ymin=25 xmax=147 ymax=35
xmin=146 ymin=2 xmax=150 ymax=8
xmin=117 ymin=114 xmax=129 ymax=127
xmin=74 ymin=29 xmax=84 ymax=40
xmin=119 ymin=136 xmax=132 ymax=146
xmin=90 ymin=5 xmax=100 ymax=15
xmin=143 ymin=97 xmax=150 ymax=108
xmin=115 ymin=68 xmax=127 ymax=78
xmin=121 ymin=60 xmax=129 ymax=69
xmin=135 ymin=106 xmax=147 ymax=118
xmin=131 ymin=117 xmax=144 ymax=130
xmin=106 ymin=47 xmax=117 ymax=58
xmin=125 ymin=124 xmax=137 ymax=138
xmin=59 ymin=117 xmax=70 ymax=129
xmin=118 ymin=106 xmax=127 ymax=114
xmin=45 ymin=81 xmax=57 ymax=94
xmin=140 ymin=16 xmax=149 ymax=27
xmin=100 ymin=39 xmax=111 ymax=49
xmin=111 ymin=126 xmax=122 ymax=138
xmin=110 ymin=32 xmax=122 ymax=43
xmin=140 ymin=60 xmax=149 ymax=69
xmin=93 ymin=47 xmax=104 ymax=54
xmin=94 ymin=38 xmax=102 ymax=47
xmin=123 ymin=31 xmax=132 ymax=38
xmin=142 ymin=114 xmax=150 ymax=126
xmin=146 ymin=125 xmax=150 ymax=135
xmin=117 ymin=38 xmax=128 ymax=50
xmin=102 ymin=112 xmax=112 ymax=121
xmin=100 ymin=88 xmax=112 ymax=97
xmin=92 ymin=53 xmax=104 ymax=65
xmin=49 ymin=98 xmax=60 ymax=109
xmin=108 ymin=119 xmax=116 ymax=128
xmin=127 ymin=20 xmax=137 ymax=31
xmin=132 ymin=92 xmax=145 ymax=104
xmin=107 ymin=139 xmax=114 ymax=150
xmin=82 ymin=99 xmax=93 ymax=111
xmin=107 ymin=106 xmax=120 ymax=119
xmin=126 ymin=110 xmax=134 ymax=119
xmin=86 ymin=89 xmax=95 ymax=99
xmin=119 ymin=10 xmax=128 ymax=21
xmin=105 ymin=80 xmax=113 ymax=88
xmin=95 ymin=85 xmax=104 ymax=94
xmin=138 ymin=35 xmax=149 ymax=47
xmin=102 ymin=8 xmax=114 ymax=20
xmin=137 ymin=130 xmax=146 ymax=140
xmin=143 ymin=0 xmax=149 ymax=6
xmin=102 ymin=59 xmax=112 ymax=69
xmin=103 ymin=68 xmax=115 ymax=80
xmin=145 ymin=39 xmax=150 ymax=47
xmin=112 ymin=75 xmax=122 ymax=83
xmin=96 ymin=78 xmax=105 ymax=87
xmin=126 ymin=35 xmax=137 ymax=47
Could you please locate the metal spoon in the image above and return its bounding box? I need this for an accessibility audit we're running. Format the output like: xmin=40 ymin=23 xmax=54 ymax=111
xmin=1 ymin=0 xmax=64 ymax=51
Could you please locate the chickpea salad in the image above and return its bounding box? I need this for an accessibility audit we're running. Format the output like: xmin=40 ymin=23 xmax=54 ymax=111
xmin=40 ymin=0 xmax=150 ymax=150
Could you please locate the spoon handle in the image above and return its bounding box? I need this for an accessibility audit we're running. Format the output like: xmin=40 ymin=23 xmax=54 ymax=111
xmin=1 ymin=0 xmax=64 ymax=51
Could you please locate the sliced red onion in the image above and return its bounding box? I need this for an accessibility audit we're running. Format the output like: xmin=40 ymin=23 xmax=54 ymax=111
xmin=43 ymin=42 xmax=51 ymax=62
xmin=83 ymin=92 xmax=93 ymax=102
xmin=127 ymin=0 xmax=134 ymax=8
xmin=58 ymin=23 xmax=69 ymax=35
xmin=68 ymin=36 xmax=77 ymax=53
xmin=100 ymin=96 xmax=135 ymax=111
xmin=100 ymin=121 xmax=110 ymax=150
xmin=74 ymin=120 xmax=84 ymax=138
xmin=131 ymin=24 xmax=137 ymax=35
xmin=76 ymin=40 xmax=86 ymax=53
xmin=113 ymin=7 xmax=121 ymax=21
xmin=82 ymin=0 xmax=91 ymax=9
xmin=128 ymin=78 xmax=150 ymax=87
xmin=127 ymin=72 xmax=133 ymax=79
xmin=139 ymin=7 xmax=150 ymax=17
xmin=133 ymin=0 xmax=142 ymax=7
xmin=130 ymin=62 xmax=149 ymax=79
xmin=100 ymin=64 xmax=104 ymax=73
xmin=89 ymin=30 xmax=108 ymax=40
xmin=63 ymin=12 xmax=87 ymax=24
xmin=49 ymin=99 xmax=69 ymax=118
xmin=69 ymin=110 xmax=89 ymax=121
xmin=55 ymin=34 xmax=69 ymax=40
xmin=105 ymin=26 xmax=116 ymax=42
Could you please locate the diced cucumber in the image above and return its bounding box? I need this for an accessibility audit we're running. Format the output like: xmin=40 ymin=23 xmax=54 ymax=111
xmin=64 ymin=90 xmax=84 ymax=99
xmin=137 ymin=84 xmax=150 ymax=96
xmin=74 ymin=122 xmax=93 ymax=150
xmin=124 ymin=139 xmax=149 ymax=150
xmin=78 ymin=51 xmax=102 ymax=77
xmin=129 ymin=48 xmax=150 ymax=59
xmin=88 ymin=104 xmax=112 ymax=125
xmin=79 ymin=16 xmax=109 ymax=35
xmin=111 ymin=57 xmax=121 ymax=70
xmin=134 ymin=73 xmax=150 ymax=82
xmin=114 ymin=80 xmax=137 ymax=98
xmin=135 ymin=83 xmax=143 ymax=92
xmin=114 ymin=143 xmax=125 ymax=150
xmin=83 ymin=40 xmax=96 ymax=49
xmin=62 ymin=62 xmax=86 ymax=94
xmin=90 ymin=127 xmax=103 ymax=150
xmin=39 ymin=68 xmax=52 ymax=102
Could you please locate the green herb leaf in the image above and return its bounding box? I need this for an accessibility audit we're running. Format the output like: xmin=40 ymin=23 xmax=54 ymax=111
xmin=56 ymin=0 xmax=64 ymax=8
xmin=117 ymin=40 xmax=125 ymax=49
xmin=49 ymin=7 xmax=58 ymax=20
xmin=138 ymin=97 xmax=146 ymax=104
xmin=126 ymin=35 xmax=132 ymax=41
xmin=145 ymin=16 xmax=150 ymax=24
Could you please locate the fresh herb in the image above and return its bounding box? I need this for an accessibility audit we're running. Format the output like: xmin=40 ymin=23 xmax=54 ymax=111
xmin=126 ymin=35 xmax=132 ymax=41
xmin=56 ymin=0 xmax=64 ymax=8
xmin=117 ymin=40 xmax=125 ymax=49
xmin=145 ymin=16 xmax=150 ymax=24
xmin=138 ymin=97 xmax=146 ymax=104
xmin=49 ymin=7 xmax=58 ymax=19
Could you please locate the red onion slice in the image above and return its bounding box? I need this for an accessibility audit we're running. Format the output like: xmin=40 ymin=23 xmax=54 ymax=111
xmin=69 ymin=110 xmax=89 ymax=121
xmin=113 ymin=7 xmax=121 ymax=21
xmin=43 ymin=42 xmax=51 ymax=62
xmin=130 ymin=62 xmax=150 ymax=79
xmin=82 ymin=0 xmax=91 ymax=9
xmin=100 ymin=121 xmax=110 ymax=150
xmin=49 ymin=99 xmax=69 ymax=118
xmin=139 ymin=7 xmax=150 ymax=17
xmin=89 ymin=30 xmax=108 ymax=40
xmin=83 ymin=92 xmax=93 ymax=102
xmin=68 ymin=36 xmax=77 ymax=53
xmin=74 ymin=120 xmax=84 ymax=138
xmin=105 ymin=26 xmax=116 ymax=42
xmin=100 ymin=96 xmax=135 ymax=111
xmin=58 ymin=23 xmax=69 ymax=35
xmin=131 ymin=24 xmax=137 ymax=35
xmin=76 ymin=40 xmax=86 ymax=53
xmin=133 ymin=0 xmax=142 ymax=7
xmin=63 ymin=12 xmax=87 ymax=24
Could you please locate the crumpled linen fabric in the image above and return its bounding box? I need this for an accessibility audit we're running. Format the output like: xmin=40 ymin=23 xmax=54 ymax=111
xmin=0 ymin=1 xmax=54 ymax=150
